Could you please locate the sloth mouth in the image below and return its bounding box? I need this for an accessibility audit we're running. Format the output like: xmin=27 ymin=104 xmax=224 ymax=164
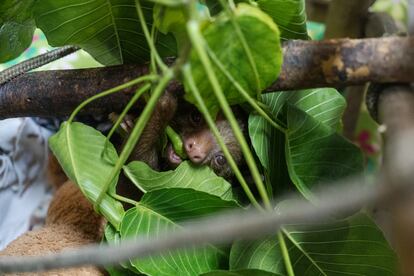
xmin=166 ymin=143 xmax=183 ymax=167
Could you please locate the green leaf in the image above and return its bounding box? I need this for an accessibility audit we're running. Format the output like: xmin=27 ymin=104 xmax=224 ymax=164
xmin=285 ymin=105 xmax=363 ymax=198
xmin=140 ymin=188 xmax=240 ymax=222
xmin=185 ymin=3 xmax=282 ymax=115
xmin=257 ymin=0 xmax=308 ymax=40
xmin=154 ymin=3 xmax=210 ymax=50
xmin=124 ymin=161 xmax=235 ymax=200
xmin=202 ymin=269 xmax=281 ymax=276
xmin=153 ymin=4 xmax=188 ymax=49
xmin=33 ymin=0 xmax=177 ymax=65
xmin=0 ymin=0 xmax=36 ymax=62
xmin=249 ymin=88 xmax=347 ymax=196
xmin=230 ymin=214 xmax=397 ymax=275
xmin=121 ymin=204 xmax=227 ymax=276
xmin=49 ymin=122 xmax=124 ymax=229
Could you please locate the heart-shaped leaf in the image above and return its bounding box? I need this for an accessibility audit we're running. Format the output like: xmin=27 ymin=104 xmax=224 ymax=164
xmin=49 ymin=122 xmax=124 ymax=229
xmin=34 ymin=0 xmax=177 ymax=65
xmin=124 ymin=161 xmax=235 ymax=200
xmin=185 ymin=3 xmax=282 ymax=115
xmin=230 ymin=214 xmax=397 ymax=275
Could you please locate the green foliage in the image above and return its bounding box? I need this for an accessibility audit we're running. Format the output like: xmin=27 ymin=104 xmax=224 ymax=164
xmin=230 ymin=214 xmax=397 ymax=275
xmin=185 ymin=4 xmax=283 ymax=115
xmin=285 ymin=105 xmax=363 ymax=198
xmin=49 ymin=122 xmax=124 ymax=229
xmin=257 ymin=0 xmax=308 ymax=40
xmin=33 ymin=0 xmax=177 ymax=65
xmin=124 ymin=161 xmax=235 ymax=200
xmin=249 ymin=88 xmax=362 ymax=198
xmin=118 ymin=188 xmax=237 ymax=275
xmin=1 ymin=0 xmax=398 ymax=275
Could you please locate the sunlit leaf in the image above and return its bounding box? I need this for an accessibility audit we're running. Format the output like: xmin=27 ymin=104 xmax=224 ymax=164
xmin=124 ymin=161 xmax=235 ymax=200
xmin=230 ymin=214 xmax=397 ymax=275
xmin=49 ymin=122 xmax=124 ymax=229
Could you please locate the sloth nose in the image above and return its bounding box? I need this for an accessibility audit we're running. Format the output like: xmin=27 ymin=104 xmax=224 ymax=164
xmin=185 ymin=139 xmax=208 ymax=164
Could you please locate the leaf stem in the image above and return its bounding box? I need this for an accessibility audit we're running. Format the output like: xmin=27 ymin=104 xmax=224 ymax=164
xmin=278 ymin=231 xmax=295 ymax=276
xmin=95 ymin=71 xmax=174 ymax=211
xmin=110 ymin=193 xmax=138 ymax=206
xmin=67 ymin=75 xmax=157 ymax=123
xmin=135 ymin=0 xmax=168 ymax=72
xmin=186 ymin=20 xmax=271 ymax=209
xmin=182 ymin=65 xmax=261 ymax=209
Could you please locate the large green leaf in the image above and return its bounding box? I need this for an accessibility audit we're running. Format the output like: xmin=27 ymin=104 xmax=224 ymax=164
xmin=257 ymin=0 xmax=308 ymax=40
xmin=120 ymin=189 xmax=236 ymax=276
xmin=285 ymin=105 xmax=363 ymax=197
xmin=185 ymin=3 xmax=282 ymax=115
xmin=249 ymin=89 xmax=347 ymax=196
xmin=230 ymin=214 xmax=397 ymax=275
xmin=49 ymin=122 xmax=124 ymax=229
xmin=33 ymin=0 xmax=176 ymax=65
xmin=124 ymin=161 xmax=235 ymax=200
xmin=0 ymin=0 xmax=36 ymax=62
xmin=140 ymin=188 xmax=240 ymax=221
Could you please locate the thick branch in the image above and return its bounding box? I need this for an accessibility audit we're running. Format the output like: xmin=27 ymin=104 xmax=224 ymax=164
xmin=0 ymin=65 xmax=148 ymax=118
xmin=270 ymin=36 xmax=414 ymax=90
xmin=1 ymin=36 xmax=414 ymax=118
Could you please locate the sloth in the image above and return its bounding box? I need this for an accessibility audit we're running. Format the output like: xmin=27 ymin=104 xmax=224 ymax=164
xmin=125 ymin=89 xmax=246 ymax=179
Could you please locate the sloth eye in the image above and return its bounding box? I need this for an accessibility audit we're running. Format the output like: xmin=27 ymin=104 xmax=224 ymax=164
xmin=214 ymin=154 xmax=227 ymax=166
xmin=189 ymin=111 xmax=203 ymax=125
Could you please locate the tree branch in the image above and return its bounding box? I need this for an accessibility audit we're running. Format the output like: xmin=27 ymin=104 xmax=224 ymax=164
xmin=1 ymin=36 xmax=414 ymax=118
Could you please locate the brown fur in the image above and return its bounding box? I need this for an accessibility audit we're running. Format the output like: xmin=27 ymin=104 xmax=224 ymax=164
xmin=0 ymin=181 xmax=106 ymax=275
xmin=46 ymin=153 xmax=68 ymax=190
